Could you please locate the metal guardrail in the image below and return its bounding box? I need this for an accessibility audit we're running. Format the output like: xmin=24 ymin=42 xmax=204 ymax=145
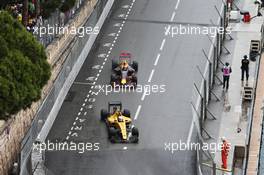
xmin=191 ymin=2 xmax=228 ymax=175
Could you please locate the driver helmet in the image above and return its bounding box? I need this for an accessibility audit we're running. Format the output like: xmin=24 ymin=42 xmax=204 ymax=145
xmin=121 ymin=61 xmax=129 ymax=70
xmin=118 ymin=115 xmax=123 ymax=122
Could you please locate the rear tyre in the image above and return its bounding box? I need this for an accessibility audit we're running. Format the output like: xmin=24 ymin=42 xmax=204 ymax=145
xmin=111 ymin=74 xmax=117 ymax=84
xmin=100 ymin=109 xmax=109 ymax=121
xmin=132 ymin=76 xmax=137 ymax=85
xmin=123 ymin=109 xmax=131 ymax=118
xmin=112 ymin=60 xmax=119 ymax=70
xmin=132 ymin=61 xmax=138 ymax=72
xmin=132 ymin=127 xmax=139 ymax=137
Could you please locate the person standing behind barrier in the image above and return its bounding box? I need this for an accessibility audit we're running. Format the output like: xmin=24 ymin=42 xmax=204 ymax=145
xmin=241 ymin=55 xmax=249 ymax=83
xmin=222 ymin=62 xmax=232 ymax=91
xmin=221 ymin=137 xmax=230 ymax=170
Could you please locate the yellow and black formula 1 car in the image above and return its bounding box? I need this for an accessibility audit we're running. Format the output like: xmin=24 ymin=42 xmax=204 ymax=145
xmin=101 ymin=102 xmax=139 ymax=143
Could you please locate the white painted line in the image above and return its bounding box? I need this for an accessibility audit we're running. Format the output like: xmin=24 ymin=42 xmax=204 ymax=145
xmin=66 ymin=136 xmax=69 ymax=140
xmin=73 ymin=122 xmax=76 ymax=125
xmin=80 ymin=108 xmax=83 ymax=111
xmin=160 ymin=39 xmax=166 ymax=51
xmin=86 ymin=94 xmax=90 ymax=98
xmin=165 ymin=25 xmax=171 ymax=36
xmin=82 ymin=103 xmax=85 ymax=106
xmin=78 ymin=112 xmax=81 ymax=116
xmin=123 ymin=147 xmax=128 ymax=150
xmin=71 ymin=127 xmax=74 ymax=130
xmin=148 ymin=69 xmax=155 ymax=83
xmin=175 ymin=0 xmax=180 ymax=10
xmin=99 ymin=69 xmax=102 ymax=73
xmin=134 ymin=105 xmax=142 ymax=120
xmin=97 ymin=74 xmax=100 ymax=77
xmin=76 ymin=117 xmax=79 ymax=120
xmin=141 ymin=91 xmax=147 ymax=101
xmin=84 ymin=112 xmax=87 ymax=116
xmin=68 ymin=131 xmax=72 ymax=135
xmin=103 ymin=62 xmax=106 ymax=65
xmin=104 ymin=58 xmax=107 ymax=61
xmin=85 ymin=98 xmax=88 ymax=102
xmin=154 ymin=53 xmax=161 ymax=66
xmin=170 ymin=11 xmax=176 ymax=22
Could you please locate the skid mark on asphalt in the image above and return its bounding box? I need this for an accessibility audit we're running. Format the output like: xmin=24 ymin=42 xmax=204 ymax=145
xmin=66 ymin=0 xmax=137 ymax=141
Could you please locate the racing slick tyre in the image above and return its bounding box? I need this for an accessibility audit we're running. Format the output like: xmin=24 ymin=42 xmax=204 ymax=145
xmin=112 ymin=60 xmax=119 ymax=70
xmin=123 ymin=109 xmax=131 ymax=118
xmin=132 ymin=61 xmax=138 ymax=72
xmin=109 ymin=127 xmax=119 ymax=143
xmin=101 ymin=109 xmax=109 ymax=121
xmin=132 ymin=127 xmax=139 ymax=137
xmin=132 ymin=76 xmax=138 ymax=85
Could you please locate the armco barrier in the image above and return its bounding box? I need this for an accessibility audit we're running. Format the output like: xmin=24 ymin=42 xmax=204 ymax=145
xmin=191 ymin=2 xmax=227 ymax=175
xmin=19 ymin=0 xmax=114 ymax=174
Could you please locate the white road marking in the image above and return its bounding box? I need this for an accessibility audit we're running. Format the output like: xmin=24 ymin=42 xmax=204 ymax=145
xmin=165 ymin=25 xmax=171 ymax=36
xmin=175 ymin=0 xmax=180 ymax=10
xmin=118 ymin=14 xmax=125 ymax=18
xmin=141 ymin=91 xmax=147 ymax=101
xmin=114 ymin=23 xmax=121 ymax=27
xmin=160 ymin=39 xmax=166 ymax=51
xmin=170 ymin=11 xmax=176 ymax=22
xmin=108 ymin=33 xmax=116 ymax=37
xmin=92 ymin=65 xmax=101 ymax=69
xmin=148 ymin=69 xmax=155 ymax=83
xmin=98 ymin=53 xmax=106 ymax=58
xmin=73 ymin=122 xmax=76 ymax=125
xmin=103 ymin=43 xmax=111 ymax=47
xmin=78 ymin=112 xmax=81 ymax=116
xmin=134 ymin=105 xmax=142 ymax=120
xmin=154 ymin=53 xmax=161 ymax=66
xmin=66 ymin=136 xmax=69 ymax=140
xmin=123 ymin=147 xmax=128 ymax=150
xmin=122 ymin=5 xmax=129 ymax=9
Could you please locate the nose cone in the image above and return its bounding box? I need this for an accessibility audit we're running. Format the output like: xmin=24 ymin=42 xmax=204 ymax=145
xmin=121 ymin=78 xmax=127 ymax=84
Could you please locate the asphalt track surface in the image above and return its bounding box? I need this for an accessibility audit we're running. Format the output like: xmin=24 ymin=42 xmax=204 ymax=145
xmin=45 ymin=0 xmax=223 ymax=174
